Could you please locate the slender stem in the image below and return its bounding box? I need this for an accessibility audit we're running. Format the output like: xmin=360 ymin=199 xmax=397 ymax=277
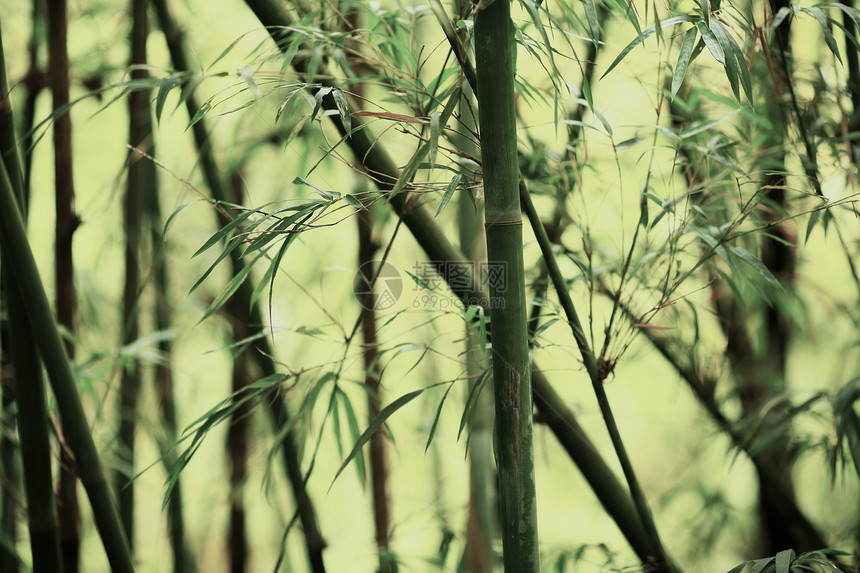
xmin=520 ymin=183 xmax=674 ymax=571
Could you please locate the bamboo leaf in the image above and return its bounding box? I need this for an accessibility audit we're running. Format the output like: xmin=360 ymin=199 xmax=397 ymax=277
xmin=332 ymin=88 xmax=352 ymax=134
xmin=197 ymin=252 xmax=265 ymax=323
xmin=730 ymin=247 xmax=783 ymax=291
xmin=425 ymin=383 xmax=455 ymax=452
xmin=293 ymin=176 xmax=340 ymax=200
xmin=331 ymin=389 xmax=425 ymax=485
xmin=435 ymin=173 xmax=462 ymax=217
xmin=584 ymin=0 xmax=601 ymax=40
xmin=602 ymin=15 xmax=698 ymax=78
xmin=343 ymin=194 xmax=367 ymax=210
xmin=775 ymin=549 xmax=795 ymax=573
xmin=749 ymin=557 xmax=776 ymax=573
xmin=238 ymin=66 xmax=262 ymax=98
xmin=671 ymin=28 xmax=699 ymax=98
xmin=697 ymin=22 xmax=725 ymax=64
xmin=803 ymin=7 xmax=842 ymax=64
xmin=337 ymin=387 xmax=367 ymax=486
xmin=429 ymin=111 xmax=440 ymax=165
xmin=155 ymin=72 xmax=185 ymax=123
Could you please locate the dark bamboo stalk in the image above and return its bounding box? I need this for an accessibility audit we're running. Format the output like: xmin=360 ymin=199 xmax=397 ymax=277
xmin=225 ymin=171 xmax=251 ymax=573
xmin=343 ymin=7 xmax=394 ymax=567
xmin=19 ymin=0 xmax=47 ymax=211
xmin=115 ymin=0 xmax=155 ymax=550
xmin=46 ymin=2 xmax=81 ymax=567
xmin=355 ymin=205 xmax=395 ymax=573
xmin=152 ymin=3 xmax=327 ymax=570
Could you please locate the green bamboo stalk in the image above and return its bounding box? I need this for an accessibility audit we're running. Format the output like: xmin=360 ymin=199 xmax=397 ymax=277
xmin=0 ymin=25 xmax=62 ymax=573
xmin=474 ymin=2 xmax=540 ymax=570
xmin=3 ymin=274 xmax=63 ymax=573
xmin=243 ymin=0 xmax=675 ymax=563
xmin=152 ymin=3 xmax=327 ymax=570
xmin=0 ymin=163 xmax=134 ymax=573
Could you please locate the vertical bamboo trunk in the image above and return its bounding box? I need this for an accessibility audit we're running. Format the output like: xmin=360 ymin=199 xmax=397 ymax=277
xmin=474 ymin=2 xmax=540 ymax=571
xmin=0 ymin=360 xmax=17 ymax=573
xmin=46 ymin=1 xmax=81 ymax=567
xmin=355 ymin=204 xmax=394 ymax=573
xmin=115 ymin=0 xmax=154 ymax=549
xmin=225 ymin=171 xmax=251 ymax=573
xmin=0 ymin=33 xmax=20 ymax=572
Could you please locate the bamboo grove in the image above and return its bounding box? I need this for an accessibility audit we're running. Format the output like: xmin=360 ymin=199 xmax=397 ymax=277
xmin=0 ymin=0 xmax=858 ymax=571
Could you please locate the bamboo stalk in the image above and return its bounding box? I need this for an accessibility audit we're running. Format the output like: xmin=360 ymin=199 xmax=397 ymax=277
xmin=46 ymin=2 xmax=82 ymax=567
xmin=473 ymin=2 xmax=540 ymax=570
xmin=115 ymin=0 xmax=154 ymax=549
xmin=224 ymin=171 xmax=252 ymax=573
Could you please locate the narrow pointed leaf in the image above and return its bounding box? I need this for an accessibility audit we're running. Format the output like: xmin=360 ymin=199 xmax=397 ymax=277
xmin=672 ymin=28 xmax=699 ymax=98
xmin=332 ymin=88 xmax=351 ymax=134
xmin=435 ymin=173 xmax=462 ymax=217
xmin=602 ymin=16 xmax=698 ymax=78
xmin=804 ymin=7 xmax=842 ymax=63
xmin=331 ymin=389 xmax=425 ymax=484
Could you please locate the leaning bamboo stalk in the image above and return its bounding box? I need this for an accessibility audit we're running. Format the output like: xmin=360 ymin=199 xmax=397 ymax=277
xmin=152 ymin=3 xmax=327 ymax=571
xmin=520 ymin=182 xmax=674 ymax=571
xmin=0 ymin=160 xmax=134 ymax=573
xmin=473 ymin=2 xmax=540 ymax=570
xmin=243 ymin=0 xmax=671 ymax=563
